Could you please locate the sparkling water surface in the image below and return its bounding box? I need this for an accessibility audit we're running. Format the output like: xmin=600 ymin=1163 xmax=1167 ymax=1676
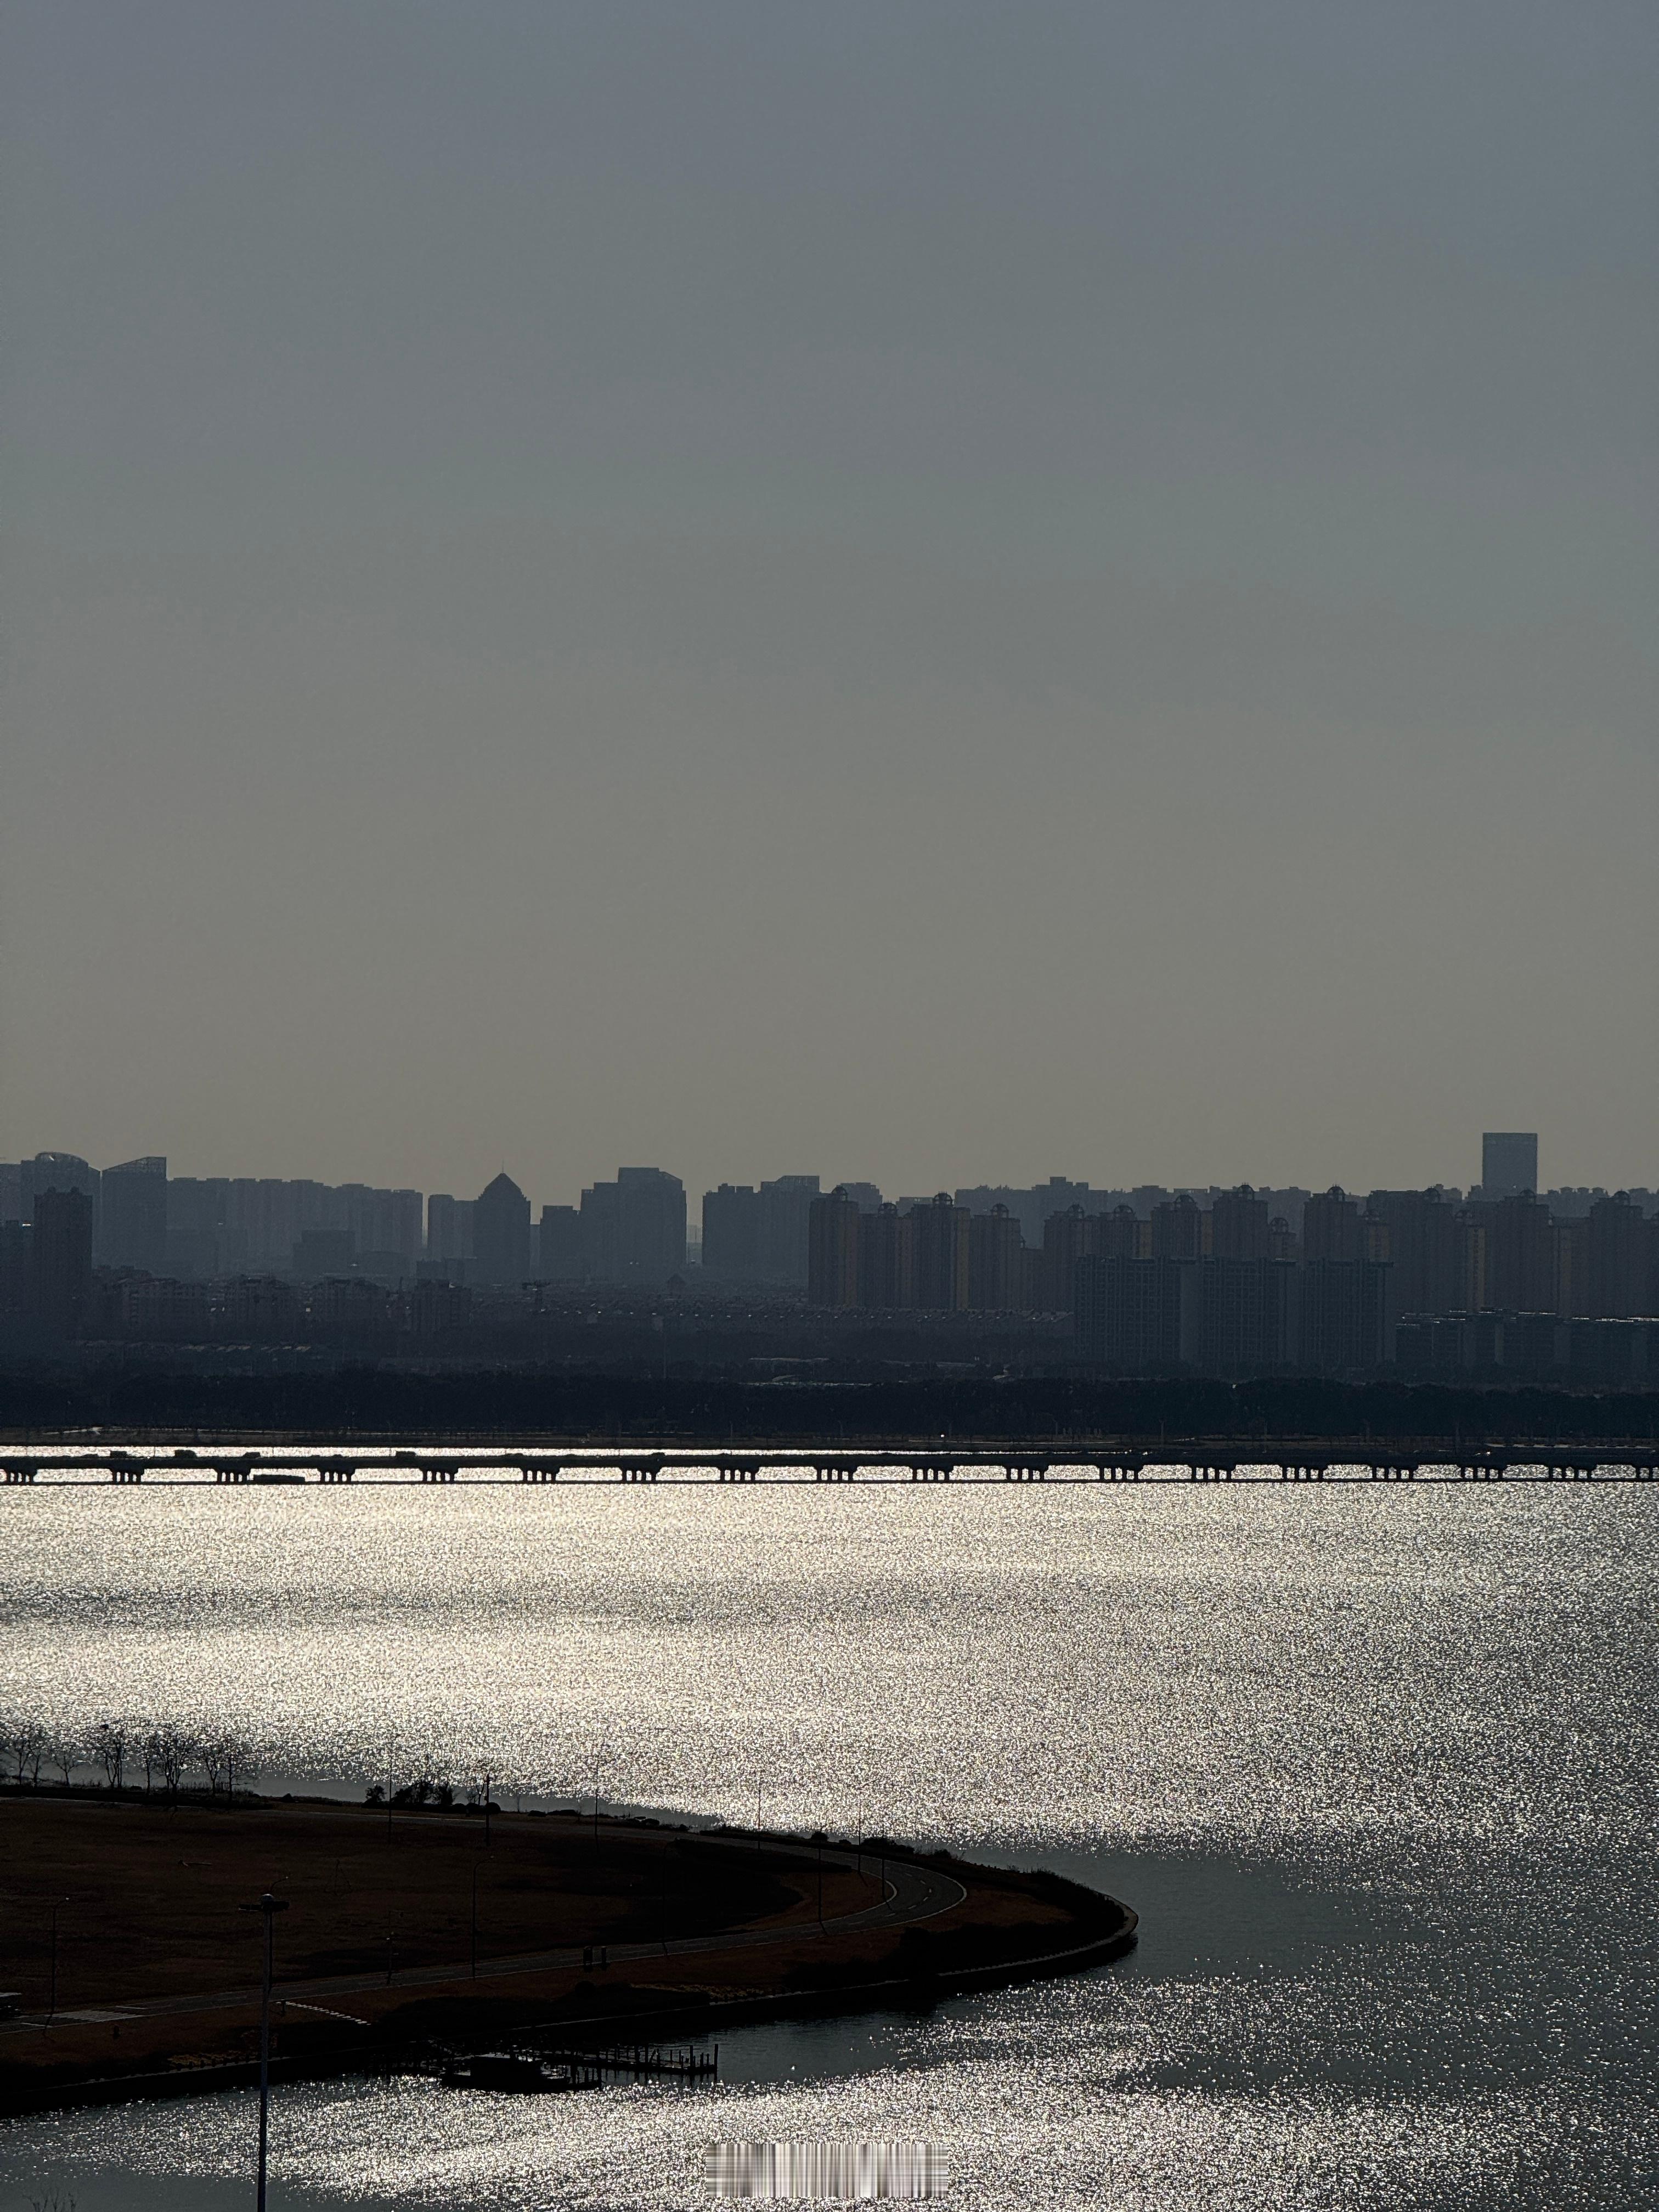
xmin=2 ymin=1482 xmax=1655 ymax=2208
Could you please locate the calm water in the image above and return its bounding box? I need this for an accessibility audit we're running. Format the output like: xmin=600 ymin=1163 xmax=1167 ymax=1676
xmin=2 ymin=1481 xmax=1656 ymax=2209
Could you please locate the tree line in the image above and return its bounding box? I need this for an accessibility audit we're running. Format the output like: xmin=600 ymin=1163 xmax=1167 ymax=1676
xmin=3 ymin=1717 xmax=258 ymax=1801
xmin=1 ymin=1369 xmax=1656 ymax=1441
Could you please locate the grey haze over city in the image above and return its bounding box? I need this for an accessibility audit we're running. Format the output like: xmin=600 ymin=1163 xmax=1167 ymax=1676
xmin=3 ymin=2 xmax=1655 ymax=1204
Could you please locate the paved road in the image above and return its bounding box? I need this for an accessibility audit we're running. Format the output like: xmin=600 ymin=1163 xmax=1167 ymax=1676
xmin=4 ymin=1827 xmax=966 ymax=2034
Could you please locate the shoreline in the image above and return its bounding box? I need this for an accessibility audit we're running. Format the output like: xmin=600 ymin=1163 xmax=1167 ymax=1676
xmin=2 ymin=1918 xmax=1139 ymax=2119
xmin=0 ymin=1794 xmax=1135 ymax=2117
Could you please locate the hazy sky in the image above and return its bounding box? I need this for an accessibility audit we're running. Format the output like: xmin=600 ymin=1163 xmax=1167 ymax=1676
xmin=4 ymin=1 xmax=1655 ymax=1209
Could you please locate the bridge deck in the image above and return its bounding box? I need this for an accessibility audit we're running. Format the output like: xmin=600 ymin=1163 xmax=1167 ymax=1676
xmin=2 ymin=1444 xmax=1656 ymax=1485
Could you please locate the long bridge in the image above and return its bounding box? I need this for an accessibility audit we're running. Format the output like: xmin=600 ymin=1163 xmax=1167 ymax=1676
xmin=2 ymin=1443 xmax=1655 ymax=1485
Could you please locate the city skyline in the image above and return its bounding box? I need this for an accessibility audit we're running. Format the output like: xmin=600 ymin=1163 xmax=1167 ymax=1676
xmin=10 ymin=1127 xmax=1659 ymax=1243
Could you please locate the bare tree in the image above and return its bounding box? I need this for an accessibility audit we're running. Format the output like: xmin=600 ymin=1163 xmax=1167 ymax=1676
xmin=200 ymin=1737 xmax=227 ymax=1797
xmin=157 ymin=1726 xmax=189 ymax=1801
xmin=228 ymin=1737 xmax=258 ymax=1801
xmin=140 ymin=1728 xmax=162 ymax=1793
xmin=50 ymin=1733 xmax=80 ymax=1791
xmin=92 ymin=1720 xmax=128 ymax=1792
xmin=14 ymin=1721 xmax=46 ymax=1791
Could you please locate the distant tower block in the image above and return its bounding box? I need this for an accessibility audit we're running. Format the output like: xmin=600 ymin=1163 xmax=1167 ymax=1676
xmin=1482 ymin=1132 xmax=1538 ymax=1198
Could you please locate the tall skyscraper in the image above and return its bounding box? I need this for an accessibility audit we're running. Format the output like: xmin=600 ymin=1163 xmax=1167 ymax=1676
xmin=904 ymin=1195 xmax=968 ymax=1311
xmin=537 ymin=1204 xmax=585 ymax=1282
xmin=1301 ymin=1187 xmax=1365 ymax=1264
xmin=1584 ymin=1193 xmax=1649 ymax=1319
xmin=1184 ymin=1256 xmax=1299 ymax=1373
xmin=1365 ymin=1189 xmax=1460 ymax=1317
xmin=426 ymin=1194 xmax=475 ymax=1270
xmin=1482 ymin=1132 xmax=1538 ymax=1198
xmin=1210 ymin=1187 xmax=1270 ymax=1262
xmin=967 ymin=1205 xmax=1024 ymax=1312
xmin=1041 ymin=1206 xmax=1099 ymax=1311
xmin=701 ymin=1186 xmax=761 ymax=1278
xmin=32 ymin=1186 xmax=93 ymax=1337
xmin=857 ymin=1204 xmax=914 ymax=1311
xmin=98 ymin=1156 xmax=168 ymax=1272
xmin=1300 ymin=1256 xmax=1391 ymax=1371
xmin=758 ymin=1177 xmax=821 ymax=1285
xmin=1482 ymin=1192 xmax=1555 ymax=1313
xmin=472 ymin=1172 xmax=532 ymax=1285
xmin=580 ymin=1169 xmax=686 ymax=1284
xmin=806 ymin=1187 xmax=861 ymax=1308
xmin=1150 ymin=1193 xmax=1206 ymax=1261
xmin=1075 ymin=1255 xmax=1184 ymax=1371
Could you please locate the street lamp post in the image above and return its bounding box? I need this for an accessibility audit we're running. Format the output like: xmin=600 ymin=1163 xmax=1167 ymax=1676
xmin=239 ymin=1892 xmax=289 ymax=2212
xmin=47 ymin=1898 xmax=68 ymax=2023
xmin=471 ymin=1859 xmax=480 ymax=1980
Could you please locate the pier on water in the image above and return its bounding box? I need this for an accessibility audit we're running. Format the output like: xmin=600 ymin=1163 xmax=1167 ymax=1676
xmin=532 ymin=2041 xmax=716 ymax=2084
xmin=2 ymin=1445 xmax=1656 ymax=1487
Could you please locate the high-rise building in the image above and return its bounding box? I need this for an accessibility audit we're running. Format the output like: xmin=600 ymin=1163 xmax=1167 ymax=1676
xmin=1301 ymin=1188 xmax=1365 ymax=1264
xmin=909 ymin=1195 xmax=970 ymax=1311
xmin=20 ymin=1153 xmax=98 ymax=1221
xmin=967 ymin=1205 xmax=1024 ymax=1311
xmin=32 ymin=1186 xmax=94 ymax=1337
xmin=1150 ymin=1193 xmax=1206 ymax=1261
xmin=701 ymin=1186 xmax=761 ymax=1279
xmin=98 ymin=1156 xmax=168 ymax=1273
xmin=758 ymin=1177 xmax=821 ymax=1285
xmin=837 ymin=1183 xmax=884 ymax=1215
xmin=806 ymin=1187 xmax=861 ymax=1308
xmin=1482 ymin=1132 xmax=1538 ymax=1198
xmin=1041 ymin=1206 xmax=1099 ymax=1311
xmin=1365 ymin=1190 xmax=1459 ymax=1316
xmin=472 ymin=1172 xmax=532 ymax=1285
xmin=1183 ymin=1257 xmax=1298 ymax=1373
xmin=1300 ymin=1257 xmax=1391 ymax=1371
xmin=580 ymin=1169 xmax=686 ymax=1284
xmin=537 ymin=1204 xmax=585 ymax=1282
xmin=166 ymin=1178 xmax=236 ymax=1279
xmin=1210 ymin=1187 xmax=1270 ymax=1262
xmin=857 ymin=1204 xmax=914 ymax=1311
xmin=1075 ymin=1256 xmax=1184 ymax=1371
xmin=1481 ymin=1192 xmax=1555 ymax=1313
xmin=0 ymin=1222 xmax=32 ymax=1317
xmin=1584 ymin=1193 xmax=1650 ymax=1319
xmin=426 ymin=1194 xmax=475 ymax=1271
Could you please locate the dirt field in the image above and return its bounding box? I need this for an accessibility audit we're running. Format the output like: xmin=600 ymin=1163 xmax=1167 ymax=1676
xmin=0 ymin=1794 xmax=868 ymax=2005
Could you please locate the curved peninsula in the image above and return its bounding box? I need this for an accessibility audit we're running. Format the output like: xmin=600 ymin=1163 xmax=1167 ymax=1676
xmin=0 ymin=1793 xmax=1135 ymax=2114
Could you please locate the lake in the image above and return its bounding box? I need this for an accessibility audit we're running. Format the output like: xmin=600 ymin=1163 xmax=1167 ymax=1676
xmin=2 ymin=1479 xmax=1655 ymax=2208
